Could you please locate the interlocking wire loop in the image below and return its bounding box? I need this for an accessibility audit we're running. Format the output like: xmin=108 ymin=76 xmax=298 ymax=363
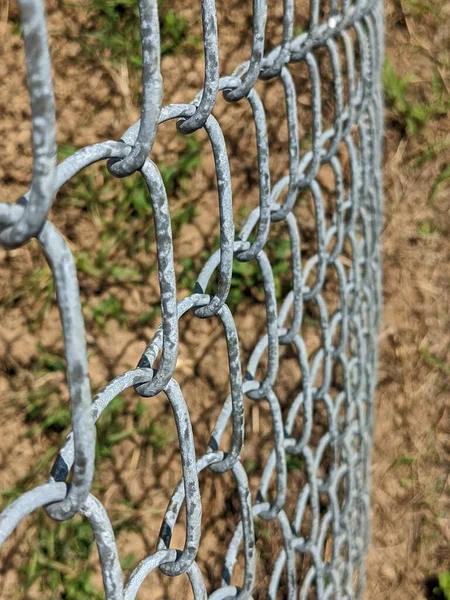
xmin=0 ymin=0 xmax=384 ymax=597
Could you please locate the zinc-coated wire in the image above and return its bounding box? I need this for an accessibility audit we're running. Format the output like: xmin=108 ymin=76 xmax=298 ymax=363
xmin=0 ymin=0 xmax=384 ymax=597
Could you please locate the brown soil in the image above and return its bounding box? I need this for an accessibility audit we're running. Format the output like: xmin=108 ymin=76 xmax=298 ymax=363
xmin=366 ymin=2 xmax=450 ymax=597
xmin=0 ymin=0 xmax=448 ymax=599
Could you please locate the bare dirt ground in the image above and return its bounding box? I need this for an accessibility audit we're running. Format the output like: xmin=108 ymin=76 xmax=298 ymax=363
xmin=366 ymin=1 xmax=450 ymax=598
xmin=0 ymin=0 xmax=449 ymax=599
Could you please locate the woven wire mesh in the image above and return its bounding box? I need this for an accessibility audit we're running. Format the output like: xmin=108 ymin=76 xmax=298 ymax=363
xmin=0 ymin=0 xmax=384 ymax=598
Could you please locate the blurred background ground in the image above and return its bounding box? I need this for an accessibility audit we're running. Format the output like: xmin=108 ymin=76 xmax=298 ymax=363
xmin=0 ymin=0 xmax=449 ymax=598
xmin=366 ymin=1 xmax=450 ymax=597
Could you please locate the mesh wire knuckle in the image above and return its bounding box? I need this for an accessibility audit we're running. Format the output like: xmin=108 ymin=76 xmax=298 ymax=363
xmin=0 ymin=0 xmax=383 ymax=597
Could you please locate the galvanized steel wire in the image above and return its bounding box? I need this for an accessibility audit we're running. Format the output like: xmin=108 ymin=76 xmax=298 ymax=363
xmin=0 ymin=0 xmax=384 ymax=597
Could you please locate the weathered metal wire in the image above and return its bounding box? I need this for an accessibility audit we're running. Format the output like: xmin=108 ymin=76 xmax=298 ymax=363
xmin=0 ymin=0 xmax=56 ymax=249
xmin=0 ymin=0 xmax=384 ymax=597
xmin=107 ymin=0 xmax=162 ymax=177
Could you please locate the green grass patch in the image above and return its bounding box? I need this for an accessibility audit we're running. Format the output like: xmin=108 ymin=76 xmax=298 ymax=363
xmin=159 ymin=134 xmax=202 ymax=198
xmin=80 ymin=0 xmax=201 ymax=71
xmin=418 ymin=220 xmax=439 ymax=241
xmin=419 ymin=346 xmax=450 ymax=375
xmin=428 ymin=572 xmax=450 ymax=599
xmin=88 ymin=294 xmax=125 ymax=329
xmin=430 ymin=164 xmax=450 ymax=205
xmin=383 ymin=60 xmax=429 ymax=135
xmin=22 ymin=515 xmax=104 ymax=600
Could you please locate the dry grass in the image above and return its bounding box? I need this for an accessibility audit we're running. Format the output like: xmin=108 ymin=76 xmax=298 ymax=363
xmin=366 ymin=1 xmax=450 ymax=598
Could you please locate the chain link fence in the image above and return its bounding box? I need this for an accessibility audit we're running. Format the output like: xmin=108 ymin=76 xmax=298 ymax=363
xmin=0 ymin=0 xmax=383 ymax=597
